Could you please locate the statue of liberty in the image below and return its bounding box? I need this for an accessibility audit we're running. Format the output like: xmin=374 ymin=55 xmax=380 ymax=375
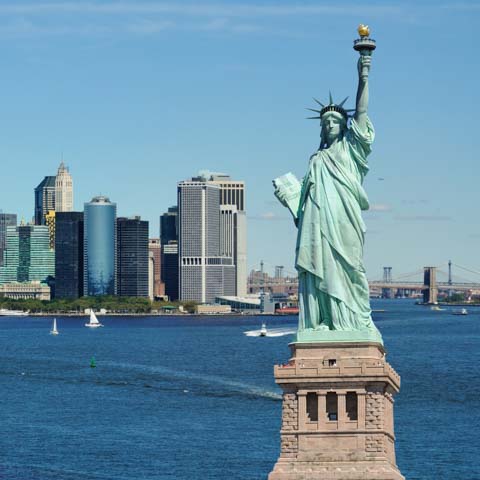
xmin=274 ymin=26 xmax=382 ymax=344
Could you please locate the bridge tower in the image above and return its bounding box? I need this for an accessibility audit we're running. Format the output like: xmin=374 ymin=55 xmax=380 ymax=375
xmin=422 ymin=266 xmax=438 ymax=304
xmin=382 ymin=267 xmax=393 ymax=299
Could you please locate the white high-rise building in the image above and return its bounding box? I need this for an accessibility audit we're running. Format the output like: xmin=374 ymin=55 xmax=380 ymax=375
xmin=178 ymin=179 xmax=236 ymax=303
xmin=55 ymin=162 xmax=73 ymax=212
xmin=208 ymin=173 xmax=247 ymax=297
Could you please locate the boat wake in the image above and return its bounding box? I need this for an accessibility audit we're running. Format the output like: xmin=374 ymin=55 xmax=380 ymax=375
xmin=244 ymin=327 xmax=296 ymax=338
xmin=102 ymin=361 xmax=282 ymax=401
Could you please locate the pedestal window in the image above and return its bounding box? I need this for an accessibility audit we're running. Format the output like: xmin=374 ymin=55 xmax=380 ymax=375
xmin=306 ymin=392 xmax=318 ymax=421
xmin=326 ymin=392 xmax=338 ymax=421
xmin=346 ymin=391 xmax=358 ymax=421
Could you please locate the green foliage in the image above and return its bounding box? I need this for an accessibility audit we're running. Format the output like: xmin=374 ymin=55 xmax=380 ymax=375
xmin=0 ymin=296 xmax=197 ymax=314
xmin=444 ymin=293 xmax=466 ymax=303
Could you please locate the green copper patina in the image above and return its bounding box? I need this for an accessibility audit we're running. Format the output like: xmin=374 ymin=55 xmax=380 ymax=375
xmin=274 ymin=27 xmax=382 ymax=344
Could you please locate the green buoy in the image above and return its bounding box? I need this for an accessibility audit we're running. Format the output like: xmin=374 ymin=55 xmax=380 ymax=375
xmin=90 ymin=356 xmax=96 ymax=368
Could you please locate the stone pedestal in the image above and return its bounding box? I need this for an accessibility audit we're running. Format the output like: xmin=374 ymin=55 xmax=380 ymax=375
xmin=268 ymin=342 xmax=405 ymax=480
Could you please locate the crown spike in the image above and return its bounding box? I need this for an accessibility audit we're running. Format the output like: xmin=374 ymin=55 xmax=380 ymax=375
xmin=306 ymin=108 xmax=322 ymax=114
xmin=313 ymin=97 xmax=324 ymax=108
xmin=307 ymin=116 xmax=322 ymax=120
xmin=339 ymin=96 xmax=349 ymax=107
xmin=329 ymin=91 xmax=333 ymax=104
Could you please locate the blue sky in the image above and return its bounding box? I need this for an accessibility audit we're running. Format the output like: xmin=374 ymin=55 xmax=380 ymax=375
xmin=0 ymin=1 xmax=478 ymax=281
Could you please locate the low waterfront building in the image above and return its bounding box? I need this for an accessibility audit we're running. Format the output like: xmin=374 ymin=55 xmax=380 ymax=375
xmin=215 ymin=293 xmax=275 ymax=313
xmin=0 ymin=281 xmax=51 ymax=300
xmin=195 ymin=304 xmax=232 ymax=314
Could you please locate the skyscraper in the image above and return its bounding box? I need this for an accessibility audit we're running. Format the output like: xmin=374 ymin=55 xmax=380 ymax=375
xmin=116 ymin=217 xmax=149 ymax=297
xmin=0 ymin=213 xmax=17 ymax=267
xmin=34 ymin=176 xmax=56 ymax=225
xmin=178 ymin=178 xmax=235 ymax=303
xmin=148 ymin=238 xmax=164 ymax=300
xmin=0 ymin=224 xmax=54 ymax=284
xmin=199 ymin=172 xmax=247 ymax=297
xmin=55 ymin=212 xmax=84 ymax=298
xmin=83 ymin=196 xmax=116 ymax=296
xmin=160 ymin=206 xmax=179 ymax=301
xmin=45 ymin=210 xmax=56 ymax=250
xmin=55 ymin=162 xmax=73 ymax=212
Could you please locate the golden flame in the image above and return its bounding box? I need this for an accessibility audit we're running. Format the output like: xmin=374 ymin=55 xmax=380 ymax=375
xmin=358 ymin=24 xmax=370 ymax=37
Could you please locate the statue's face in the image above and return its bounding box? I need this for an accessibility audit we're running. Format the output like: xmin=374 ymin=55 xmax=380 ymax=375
xmin=321 ymin=112 xmax=345 ymax=142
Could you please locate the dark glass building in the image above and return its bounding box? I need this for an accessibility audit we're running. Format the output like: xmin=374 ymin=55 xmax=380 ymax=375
xmin=34 ymin=176 xmax=56 ymax=225
xmin=160 ymin=206 xmax=179 ymax=301
xmin=160 ymin=206 xmax=178 ymax=245
xmin=0 ymin=213 xmax=17 ymax=267
xmin=117 ymin=217 xmax=149 ymax=297
xmin=83 ymin=196 xmax=116 ymax=296
xmin=55 ymin=212 xmax=84 ymax=298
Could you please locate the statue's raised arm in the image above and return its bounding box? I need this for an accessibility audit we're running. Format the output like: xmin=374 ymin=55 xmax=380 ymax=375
xmin=354 ymin=55 xmax=370 ymax=132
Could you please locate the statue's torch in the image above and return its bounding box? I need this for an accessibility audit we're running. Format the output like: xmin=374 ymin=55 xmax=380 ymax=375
xmin=353 ymin=24 xmax=376 ymax=79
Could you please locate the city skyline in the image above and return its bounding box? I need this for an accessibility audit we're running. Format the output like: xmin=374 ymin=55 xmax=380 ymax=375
xmin=0 ymin=1 xmax=478 ymax=279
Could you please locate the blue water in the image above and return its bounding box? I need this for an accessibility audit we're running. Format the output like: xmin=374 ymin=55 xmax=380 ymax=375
xmin=0 ymin=299 xmax=478 ymax=479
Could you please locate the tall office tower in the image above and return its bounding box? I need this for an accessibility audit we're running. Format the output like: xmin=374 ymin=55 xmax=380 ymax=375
xmin=202 ymin=172 xmax=247 ymax=297
xmin=0 ymin=224 xmax=54 ymax=284
xmin=34 ymin=176 xmax=56 ymax=225
xmin=45 ymin=210 xmax=56 ymax=250
xmin=160 ymin=206 xmax=178 ymax=245
xmin=160 ymin=206 xmax=179 ymax=301
xmin=55 ymin=212 xmax=84 ymax=298
xmin=148 ymin=238 xmax=164 ymax=300
xmin=116 ymin=217 xmax=149 ymax=297
xmin=0 ymin=213 xmax=17 ymax=267
xmin=83 ymin=196 xmax=116 ymax=296
xmin=55 ymin=162 xmax=73 ymax=212
xmin=178 ymin=178 xmax=235 ymax=303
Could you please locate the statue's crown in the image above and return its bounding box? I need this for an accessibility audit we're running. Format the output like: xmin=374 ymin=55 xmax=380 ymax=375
xmin=306 ymin=93 xmax=354 ymax=121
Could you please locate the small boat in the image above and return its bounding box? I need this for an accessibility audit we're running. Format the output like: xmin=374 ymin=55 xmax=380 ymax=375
xmin=0 ymin=308 xmax=29 ymax=316
xmin=430 ymin=306 xmax=445 ymax=311
xmin=260 ymin=322 xmax=267 ymax=336
xmin=452 ymin=308 xmax=468 ymax=316
xmin=50 ymin=318 xmax=59 ymax=335
xmin=85 ymin=310 xmax=103 ymax=328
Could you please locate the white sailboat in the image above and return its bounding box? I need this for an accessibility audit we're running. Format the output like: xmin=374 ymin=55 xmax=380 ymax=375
xmin=85 ymin=310 xmax=103 ymax=328
xmin=50 ymin=317 xmax=59 ymax=335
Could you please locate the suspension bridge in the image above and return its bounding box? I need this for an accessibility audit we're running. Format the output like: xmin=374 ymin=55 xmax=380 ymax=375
xmin=248 ymin=261 xmax=480 ymax=304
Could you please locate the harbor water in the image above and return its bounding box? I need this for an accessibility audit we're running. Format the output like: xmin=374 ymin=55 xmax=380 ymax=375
xmin=0 ymin=299 xmax=478 ymax=479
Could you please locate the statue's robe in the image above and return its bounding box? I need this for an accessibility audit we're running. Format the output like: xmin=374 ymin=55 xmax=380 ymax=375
xmin=295 ymin=116 xmax=379 ymax=333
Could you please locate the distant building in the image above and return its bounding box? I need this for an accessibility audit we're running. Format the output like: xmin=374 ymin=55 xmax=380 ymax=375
xmin=83 ymin=196 xmax=116 ymax=296
xmin=0 ymin=224 xmax=54 ymax=285
xmin=163 ymin=242 xmax=179 ymax=301
xmin=160 ymin=206 xmax=178 ymax=245
xmin=148 ymin=238 xmax=164 ymax=300
xmin=34 ymin=176 xmax=56 ymax=225
xmin=178 ymin=178 xmax=235 ymax=303
xmin=116 ymin=217 xmax=149 ymax=297
xmin=55 ymin=162 xmax=73 ymax=212
xmin=160 ymin=206 xmax=179 ymax=301
xmin=0 ymin=281 xmax=50 ymax=300
xmin=45 ymin=210 xmax=56 ymax=250
xmin=196 ymin=172 xmax=247 ymax=297
xmin=55 ymin=212 xmax=84 ymax=298
xmin=0 ymin=213 xmax=17 ymax=267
